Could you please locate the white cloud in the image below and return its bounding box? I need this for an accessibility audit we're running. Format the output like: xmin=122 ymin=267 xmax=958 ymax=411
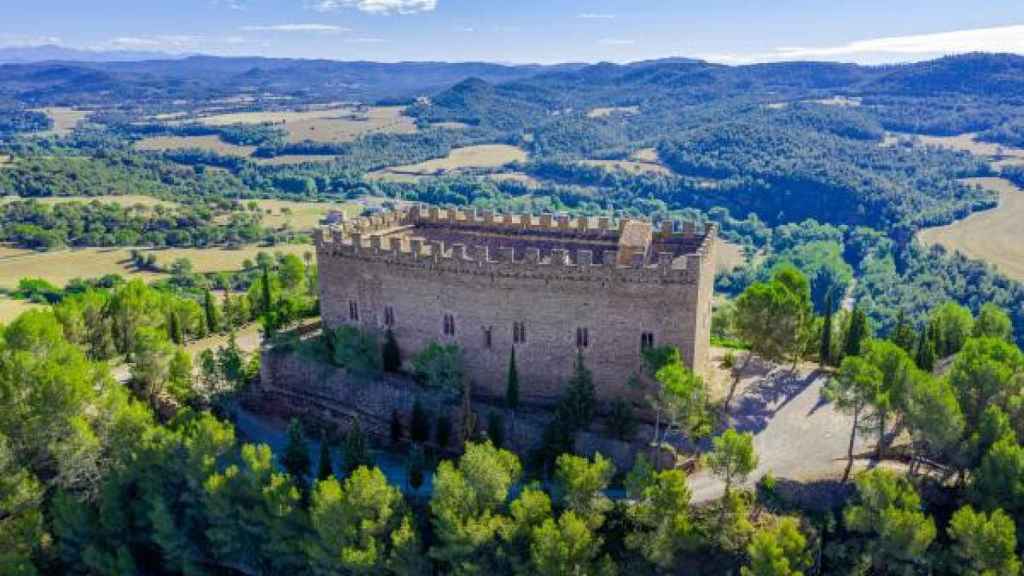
xmin=599 ymin=38 xmax=635 ymax=46
xmin=0 ymin=34 xmax=63 ymax=47
xmin=242 ymin=23 xmax=348 ymax=32
xmin=700 ymin=24 xmax=1024 ymax=64
xmin=112 ymin=35 xmax=199 ymax=49
xmin=578 ymin=13 xmax=615 ymax=20
xmin=309 ymin=0 xmax=437 ymax=14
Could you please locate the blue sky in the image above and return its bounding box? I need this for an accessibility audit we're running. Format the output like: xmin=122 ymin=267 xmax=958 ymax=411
xmin=3 ymin=0 xmax=1024 ymax=64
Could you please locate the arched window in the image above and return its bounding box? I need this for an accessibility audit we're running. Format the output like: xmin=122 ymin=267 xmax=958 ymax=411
xmin=348 ymin=300 xmax=359 ymax=321
xmin=640 ymin=332 xmax=655 ymax=351
xmin=576 ymin=327 xmax=589 ymax=348
xmin=443 ymin=314 xmax=456 ymax=336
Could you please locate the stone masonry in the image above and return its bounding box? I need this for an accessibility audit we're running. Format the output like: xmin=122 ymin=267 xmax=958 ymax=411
xmin=314 ymin=205 xmax=717 ymax=406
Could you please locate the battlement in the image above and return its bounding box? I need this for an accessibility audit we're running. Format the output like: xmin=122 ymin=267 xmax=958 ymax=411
xmin=314 ymin=205 xmax=716 ymax=284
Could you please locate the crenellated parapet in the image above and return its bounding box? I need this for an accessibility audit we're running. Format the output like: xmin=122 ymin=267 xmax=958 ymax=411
xmin=314 ymin=205 xmax=717 ymax=285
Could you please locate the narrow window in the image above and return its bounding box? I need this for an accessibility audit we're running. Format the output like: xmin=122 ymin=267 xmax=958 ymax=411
xmin=443 ymin=314 xmax=456 ymax=336
xmin=640 ymin=332 xmax=654 ymax=351
xmin=349 ymin=300 xmax=359 ymax=321
xmin=576 ymin=327 xmax=589 ymax=348
xmin=513 ymin=322 xmax=526 ymax=344
xmin=484 ymin=326 xmax=493 ymax=349
xmin=384 ymin=306 xmax=395 ymax=327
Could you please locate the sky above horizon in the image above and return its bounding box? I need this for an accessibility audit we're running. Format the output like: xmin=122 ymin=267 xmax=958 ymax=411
xmin=3 ymin=1 xmax=1024 ymax=65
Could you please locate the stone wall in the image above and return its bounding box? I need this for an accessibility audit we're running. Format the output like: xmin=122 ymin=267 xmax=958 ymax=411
xmin=252 ymin=349 xmax=648 ymax=470
xmin=314 ymin=206 xmax=716 ymax=406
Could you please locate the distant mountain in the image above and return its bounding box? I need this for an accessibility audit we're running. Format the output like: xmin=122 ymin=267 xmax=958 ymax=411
xmin=0 ymin=44 xmax=184 ymax=64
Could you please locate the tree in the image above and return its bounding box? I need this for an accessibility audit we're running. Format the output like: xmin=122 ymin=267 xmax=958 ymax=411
xmin=260 ymin=262 xmax=274 ymax=339
xmin=707 ymin=428 xmax=758 ymax=497
xmin=343 ymin=420 xmax=373 ymax=476
xmin=429 ymin=441 xmax=522 ymax=573
xmin=309 ymin=466 xmax=412 ymax=575
xmin=382 ymin=328 xmax=402 ymax=373
xmin=915 ymin=326 xmax=936 ymax=372
xmin=625 ymin=465 xmax=696 ymax=569
xmin=130 ymin=326 xmax=174 ymax=406
xmin=947 ymin=505 xmax=1020 ymax=576
xmin=502 ymin=486 xmax=554 ymax=574
xmin=281 ymin=418 xmax=311 ymax=486
xmin=654 ymin=360 xmax=711 ymax=457
xmin=435 ymin=414 xmax=452 ymax=451
xmin=389 ymin=409 xmax=404 ymax=445
xmin=561 ymin=350 xmax=596 ymax=431
xmin=318 ymin=432 xmax=334 ymax=482
xmin=411 ymin=342 xmax=463 ymax=395
xmin=410 ymin=400 xmax=431 ymax=444
xmin=843 ymin=469 xmax=936 ymax=571
xmin=742 ymin=517 xmax=812 ymax=576
xmin=203 ymin=288 xmax=220 ymax=333
xmin=278 ymin=254 xmax=306 ymax=291
xmin=167 ymin=347 xmax=193 ymax=403
xmin=530 ymin=511 xmax=612 ymax=576
xmin=974 ymin=303 xmax=1014 ymax=342
xmin=820 ymin=291 xmax=834 ymax=367
xmin=505 ymin=347 xmax=520 ymax=412
xmin=930 ymin=302 xmax=974 ymax=357
xmin=168 ymin=308 xmax=184 ymax=345
xmin=971 ymin=435 xmax=1024 ymax=517
xmin=555 ymin=453 xmax=614 ymax=529
xmin=487 ymin=411 xmax=505 ymax=448
xmin=825 ymin=356 xmax=883 ymax=480
xmin=843 ymin=306 xmax=868 ymax=359
xmin=948 ymin=337 xmax=1024 ymax=432
xmin=891 ymin=310 xmax=916 ymax=353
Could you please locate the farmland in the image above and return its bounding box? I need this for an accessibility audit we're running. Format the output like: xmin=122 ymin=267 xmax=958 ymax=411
xmin=191 ymin=105 xmax=417 ymax=144
xmin=917 ymin=177 xmax=1024 ymax=281
xmin=0 ymin=244 xmax=313 ymax=290
xmin=367 ymin=144 xmax=527 ymax=180
xmin=580 ymin=158 xmax=673 ymax=176
xmin=587 ymin=106 xmax=639 ymax=118
xmin=134 ymin=135 xmax=257 ymax=157
xmin=31 ymin=106 xmax=91 ymax=136
xmin=0 ymin=193 xmax=175 ymax=208
xmin=254 ymin=199 xmax=361 ymax=231
xmin=895 ymin=132 xmax=1024 ymax=168
xmin=0 ymin=296 xmax=41 ymax=324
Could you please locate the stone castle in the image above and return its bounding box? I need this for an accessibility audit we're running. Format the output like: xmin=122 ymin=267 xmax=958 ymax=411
xmin=313 ymin=205 xmax=717 ymax=406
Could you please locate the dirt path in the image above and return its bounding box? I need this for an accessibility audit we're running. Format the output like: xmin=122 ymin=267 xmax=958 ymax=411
xmin=687 ymin=363 xmax=868 ymax=503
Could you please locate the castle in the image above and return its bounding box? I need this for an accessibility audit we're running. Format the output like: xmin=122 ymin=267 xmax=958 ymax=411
xmin=314 ymin=205 xmax=717 ymax=406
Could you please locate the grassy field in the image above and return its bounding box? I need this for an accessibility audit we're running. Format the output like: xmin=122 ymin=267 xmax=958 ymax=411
xmin=895 ymin=132 xmax=1024 ymax=167
xmin=31 ymin=107 xmax=91 ymax=137
xmin=0 ymin=297 xmax=42 ymax=325
xmin=587 ymin=106 xmax=639 ymax=118
xmin=580 ymin=159 xmax=673 ymax=176
xmin=252 ymin=155 xmax=341 ymax=166
xmin=255 ymin=199 xmax=361 ymax=231
xmin=0 ymin=244 xmax=314 ymax=290
xmin=368 ymin=144 xmax=528 ymax=180
xmin=135 ymin=135 xmax=257 ymax=157
xmin=918 ymin=177 xmax=1024 ymax=281
xmin=715 ymin=241 xmax=746 ymax=273
xmin=813 ymin=96 xmax=862 ymax=107
xmin=485 ymin=172 xmax=542 ymax=187
xmin=192 ymin=105 xmax=417 ymax=144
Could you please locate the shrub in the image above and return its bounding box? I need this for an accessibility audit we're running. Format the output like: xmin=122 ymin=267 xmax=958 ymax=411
xmin=326 ymin=325 xmax=381 ymax=373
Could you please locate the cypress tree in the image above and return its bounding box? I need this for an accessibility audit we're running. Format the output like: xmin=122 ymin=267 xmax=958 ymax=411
xmin=317 ymin=431 xmax=333 ymax=481
xmin=343 ymin=419 xmax=372 ymax=475
xmin=892 ymin=311 xmax=916 ymax=353
xmin=382 ymin=328 xmax=401 ymax=372
xmin=282 ymin=419 xmax=311 ymax=485
xmin=820 ymin=292 xmax=833 ymax=367
xmin=260 ymin=263 xmax=274 ymax=339
xmin=204 ymin=288 xmax=220 ymax=333
xmin=843 ymin=307 xmax=867 ymax=358
xmin=505 ymin=347 xmax=520 ymax=412
xmin=168 ymin=310 xmax=184 ymax=345
xmin=410 ymin=400 xmax=431 ymax=444
xmin=389 ymin=409 xmax=404 ymax=445
xmin=916 ymin=326 xmax=936 ymax=372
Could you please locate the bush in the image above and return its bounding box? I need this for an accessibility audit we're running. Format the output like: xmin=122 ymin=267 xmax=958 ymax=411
xmin=326 ymin=325 xmax=381 ymax=373
xmin=411 ymin=342 xmax=463 ymax=394
xmin=487 ymin=412 xmax=506 ymax=448
xmin=606 ymin=398 xmax=637 ymax=441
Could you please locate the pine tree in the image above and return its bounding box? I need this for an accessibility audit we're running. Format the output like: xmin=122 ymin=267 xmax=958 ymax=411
xmin=204 ymin=288 xmax=220 ymax=333
xmin=317 ymin=431 xmax=333 ymax=481
xmin=843 ymin=307 xmax=867 ymax=359
xmin=820 ymin=292 xmax=833 ymax=367
xmin=410 ymin=400 xmax=431 ymax=444
xmin=505 ymin=347 xmax=520 ymax=412
xmin=382 ymin=328 xmax=401 ymax=372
